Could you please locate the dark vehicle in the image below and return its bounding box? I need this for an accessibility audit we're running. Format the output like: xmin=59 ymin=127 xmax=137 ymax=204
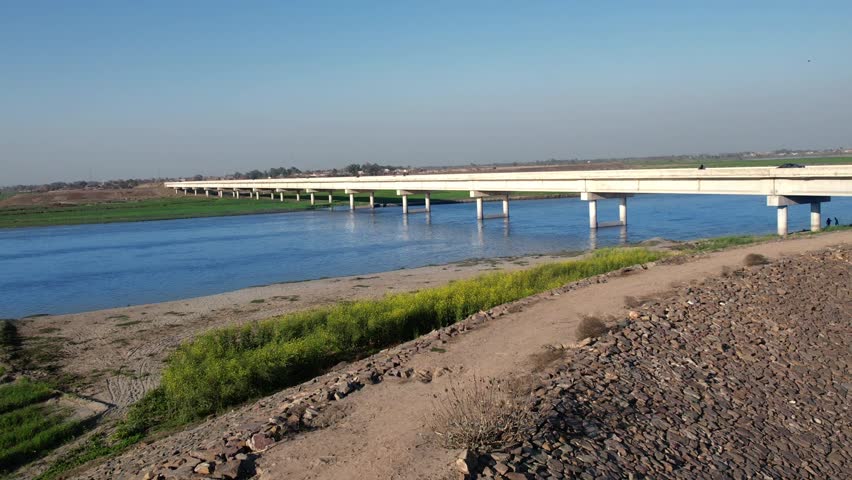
xmin=777 ymin=163 xmax=805 ymax=168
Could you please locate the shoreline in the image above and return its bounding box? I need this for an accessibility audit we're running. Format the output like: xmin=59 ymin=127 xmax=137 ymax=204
xmin=12 ymin=248 xmax=588 ymax=410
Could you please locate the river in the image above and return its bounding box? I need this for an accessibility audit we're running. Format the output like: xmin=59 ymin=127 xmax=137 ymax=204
xmin=1 ymin=194 xmax=849 ymax=318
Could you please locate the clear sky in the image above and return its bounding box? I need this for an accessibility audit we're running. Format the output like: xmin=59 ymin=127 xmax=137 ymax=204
xmin=2 ymin=1 xmax=851 ymax=184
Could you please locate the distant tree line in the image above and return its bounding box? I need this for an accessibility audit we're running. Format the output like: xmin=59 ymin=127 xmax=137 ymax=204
xmin=4 ymin=178 xmax=156 ymax=193
xmin=228 ymin=162 xmax=407 ymax=179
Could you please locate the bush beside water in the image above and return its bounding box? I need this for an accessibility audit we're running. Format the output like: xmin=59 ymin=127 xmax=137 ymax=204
xmin=141 ymin=248 xmax=663 ymax=426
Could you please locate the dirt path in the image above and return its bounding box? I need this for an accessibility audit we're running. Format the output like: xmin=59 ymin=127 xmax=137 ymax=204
xmin=15 ymin=252 xmax=576 ymax=409
xmin=252 ymin=230 xmax=852 ymax=479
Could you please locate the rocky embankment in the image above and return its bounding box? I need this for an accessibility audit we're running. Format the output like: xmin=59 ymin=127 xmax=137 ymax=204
xmin=470 ymin=246 xmax=851 ymax=479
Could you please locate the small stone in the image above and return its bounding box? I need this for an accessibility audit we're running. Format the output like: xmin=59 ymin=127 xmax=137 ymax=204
xmin=247 ymin=433 xmax=275 ymax=452
xmin=216 ymin=459 xmax=243 ymax=480
xmin=194 ymin=462 xmax=214 ymax=475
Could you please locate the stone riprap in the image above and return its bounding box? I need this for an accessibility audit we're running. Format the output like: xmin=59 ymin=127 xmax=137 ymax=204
xmin=471 ymin=246 xmax=850 ymax=479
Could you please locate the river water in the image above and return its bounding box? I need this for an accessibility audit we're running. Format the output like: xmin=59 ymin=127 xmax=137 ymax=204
xmin=1 ymin=194 xmax=849 ymax=318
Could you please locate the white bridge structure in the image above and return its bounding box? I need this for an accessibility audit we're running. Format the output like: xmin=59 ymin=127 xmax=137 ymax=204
xmin=166 ymin=165 xmax=852 ymax=236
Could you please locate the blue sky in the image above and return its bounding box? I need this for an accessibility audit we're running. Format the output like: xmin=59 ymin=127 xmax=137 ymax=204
xmin=2 ymin=1 xmax=851 ymax=184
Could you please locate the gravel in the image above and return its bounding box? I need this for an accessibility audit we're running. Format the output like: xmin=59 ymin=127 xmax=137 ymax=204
xmin=472 ymin=246 xmax=851 ymax=479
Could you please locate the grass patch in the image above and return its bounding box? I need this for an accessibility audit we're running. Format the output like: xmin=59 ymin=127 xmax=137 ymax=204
xmin=0 ymin=402 xmax=84 ymax=474
xmin=680 ymin=234 xmax=773 ymax=253
xmin=119 ymin=248 xmax=661 ymax=437
xmin=0 ymin=379 xmax=57 ymax=414
xmin=250 ymin=299 xmax=266 ymax=304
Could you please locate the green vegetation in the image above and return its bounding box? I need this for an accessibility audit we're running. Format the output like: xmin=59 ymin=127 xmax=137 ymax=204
xmin=0 ymin=380 xmax=84 ymax=474
xmin=0 ymin=379 xmax=56 ymax=414
xmin=116 ymin=248 xmax=662 ymax=438
xmin=682 ymin=234 xmax=775 ymax=253
xmin=0 ymin=196 xmax=318 ymax=229
xmin=0 ymin=191 xmax=570 ymax=229
xmin=679 ymin=225 xmax=851 ymax=254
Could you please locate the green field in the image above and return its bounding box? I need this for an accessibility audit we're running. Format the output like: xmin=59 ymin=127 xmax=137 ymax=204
xmin=0 ymin=379 xmax=83 ymax=475
xmin=0 ymin=191 xmax=566 ymax=229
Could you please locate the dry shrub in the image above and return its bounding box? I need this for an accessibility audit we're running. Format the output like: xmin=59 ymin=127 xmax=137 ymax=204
xmin=744 ymin=253 xmax=769 ymax=266
xmin=576 ymin=316 xmax=610 ymax=341
xmin=432 ymin=375 xmax=534 ymax=452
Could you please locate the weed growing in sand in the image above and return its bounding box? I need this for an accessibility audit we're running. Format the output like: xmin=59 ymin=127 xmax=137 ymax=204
xmin=576 ymin=316 xmax=610 ymax=341
xmin=431 ymin=375 xmax=534 ymax=451
xmin=744 ymin=253 xmax=770 ymax=266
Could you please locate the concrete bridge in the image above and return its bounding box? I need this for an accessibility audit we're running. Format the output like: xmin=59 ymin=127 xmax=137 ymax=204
xmin=166 ymin=165 xmax=852 ymax=236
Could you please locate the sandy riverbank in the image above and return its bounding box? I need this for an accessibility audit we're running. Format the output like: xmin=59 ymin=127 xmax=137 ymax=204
xmin=14 ymin=250 xmax=586 ymax=410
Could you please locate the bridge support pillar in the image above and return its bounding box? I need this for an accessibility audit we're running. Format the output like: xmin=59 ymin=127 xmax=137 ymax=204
xmin=183 ymin=188 xmax=188 ymax=195
xmin=310 ymin=193 xmax=315 ymax=205
xmin=470 ymin=191 xmax=508 ymax=221
xmin=810 ymin=202 xmax=821 ymax=232
xmin=349 ymin=193 xmax=355 ymax=210
xmin=767 ymin=195 xmax=830 ymax=236
xmin=233 ymin=190 xmax=238 ymax=198
xmin=424 ymin=192 xmax=431 ymax=212
xmin=218 ymin=190 xmax=223 ymax=198
xmin=777 ymin=206 xmax=788 ymax=236
xmin=369 ymin=192 xmax=375 ymax=209
xmin=588 ymin=200 xmax=597 ymax=228
xmin=296 ymin=192 xmax=300 ymax=202
xmin=396 ymin=190 xmax=414 ymax=214
xmin=328 ymin=192 xmax=333 ymax=204
xmin=581 ymin=193 xmax=633 ymax=229
xmin=205 ymin=190 xmax=209 ymax=197
xmin=280 ymin=192 xmax=284 ymax=202
xmin=255 ymin=191 xmax=260 ymax=200
xmin=270 ymin=192 xmax=274 ymax=200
